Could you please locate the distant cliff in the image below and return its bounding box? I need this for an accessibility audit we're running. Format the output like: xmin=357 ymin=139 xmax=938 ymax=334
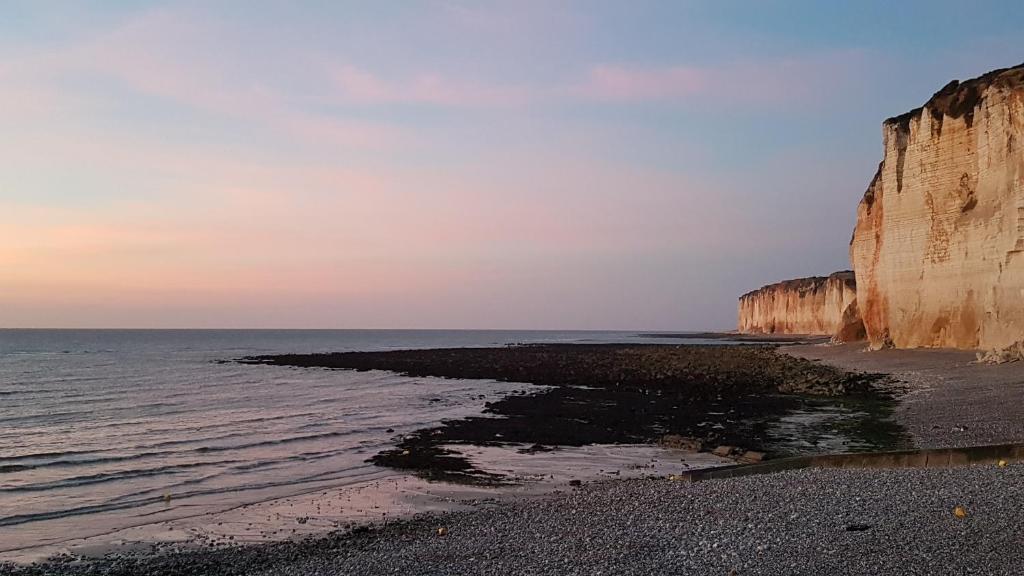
xmin=851 ymin=64 xmax=1024 ymax=350
xmin=737 ymin=272 xmax=864 ymax=341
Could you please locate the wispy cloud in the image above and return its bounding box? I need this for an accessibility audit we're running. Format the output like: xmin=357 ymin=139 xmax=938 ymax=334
xmin=328 ymin=50 xmax=867 ymax=109
xmin=577 ymin=65 xmax=708 ymax=101
xmin=0 ymin=7 xmax=411 ymax=150
xmin=572 ymin=51 xmax=868 ymax=105
xmin=329 ymin=65 xmax=530 ymax=107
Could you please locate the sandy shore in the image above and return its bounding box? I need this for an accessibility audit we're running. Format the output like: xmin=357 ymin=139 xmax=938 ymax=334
xmin=787 ymin=342 xmax=1024 ymax=449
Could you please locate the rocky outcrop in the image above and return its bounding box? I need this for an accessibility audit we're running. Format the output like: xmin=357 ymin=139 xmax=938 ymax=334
xmin=851 ymin=64 xmax=1024 ymax=350
xmin=737 ymin=272 xmax=864 ymax=341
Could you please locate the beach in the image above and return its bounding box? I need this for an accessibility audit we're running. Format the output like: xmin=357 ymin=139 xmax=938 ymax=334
xmin=5 ymin=465 xmax=1022 ymax=575
xmin=205 ymin=465 xmax=1024 ymax=576
xmin=4 ymin=339 xmax=1024 ymax=575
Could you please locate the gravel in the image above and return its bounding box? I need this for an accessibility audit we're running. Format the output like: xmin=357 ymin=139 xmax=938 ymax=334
xmin=7 ymin=465 xmax=1022 ymax=576
xmin=787 ymin=343 xmax=1024 ymax=448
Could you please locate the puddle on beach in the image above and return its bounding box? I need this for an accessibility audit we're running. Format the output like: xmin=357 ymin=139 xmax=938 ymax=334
xmin=764 ymin=396 xmax=910 ymax=456
xmin=448 ymin=443 xmax=731 ymax=482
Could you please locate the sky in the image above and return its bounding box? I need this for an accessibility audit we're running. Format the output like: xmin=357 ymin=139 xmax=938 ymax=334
xmin=2 ymin=1 xmax=1023 ymax=330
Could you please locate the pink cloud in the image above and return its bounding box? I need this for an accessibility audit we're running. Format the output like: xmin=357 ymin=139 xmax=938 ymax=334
xmin=0 ymin=7 xmax=412 ymax=150
xmin=329 ymin=51 xmax=865 ymax=109
xmin=579 ymin=64 xmax=708 ymax=101
xmin=330 ymin=65 xmax=529 ymax=107
xmin=330 ymin=65 xmax=392 ymax=102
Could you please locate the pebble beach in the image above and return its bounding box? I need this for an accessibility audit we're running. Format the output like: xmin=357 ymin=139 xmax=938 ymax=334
xmin=5 ymin=464 xmax=1022 ymax=575
xmin=254 ymin=465 xmax=1024 ymax=576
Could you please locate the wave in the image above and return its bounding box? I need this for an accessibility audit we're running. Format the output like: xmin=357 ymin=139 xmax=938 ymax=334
xmin=0 ymin=464 xmax=31 ymax=473
xmin=99 ymin=448 xmax=359 ymax=505
xmin=0 ymin=403 xmax=210 ymax=427
xmin=0 ymin=428 xmax=386 ymax=474
xmin=0 ymin=460 xmax=243 ymax=493
xmin=193 ymin=430 xmax=355 ymax=453
xmin=35 ymin=410 xmax=325 ymax=437
xmin=0 ymin=448 xmax=102 ymax=463
xmin=0 ymin=464 xmax=386 ymax=528
xmin=0 ymin=449 xmax=183 ymax=472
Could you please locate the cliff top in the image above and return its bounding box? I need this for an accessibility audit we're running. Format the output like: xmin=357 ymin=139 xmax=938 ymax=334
xmin=885 ymin=62 xmax=1024 ymax=131
xmin=739 ymin=271 xmax=854 ymax=301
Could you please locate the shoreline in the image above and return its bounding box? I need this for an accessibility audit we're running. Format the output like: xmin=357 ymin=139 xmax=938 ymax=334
xmin=2 ymin=343 xmax=906 ymax=572
xmin=239 ymin=344 xmax=903 ymax=482
xmin=0 ymin=444 xmax=728 ymax=566
xmin=5 ymin=464 xmax=1022 ymax=575
xmin=11 ymin=342 xmax=1024 ymax=573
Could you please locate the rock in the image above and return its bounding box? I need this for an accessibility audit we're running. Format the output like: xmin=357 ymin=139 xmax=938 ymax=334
xmin=738 ymin=451 xmax=765 ymax=463
xmin=658 ymin=434 xmax=703 ymax=452
xmin=976 ymin=343 xmax=1024 ymax=364
xmin=851 ymin=64 xmax=1024 ymax=350
xmin=832 ymin=298 xmax=867 ymax=344
xmin=737 ymin=272 xmax=862 ymax=342
xmin=569 ymin=479 xmax=583 ymax=487
xmin=712 ymin=446 xmax=736 ymax=457
xmin=518 ymin=443 xmax=556 ymax=454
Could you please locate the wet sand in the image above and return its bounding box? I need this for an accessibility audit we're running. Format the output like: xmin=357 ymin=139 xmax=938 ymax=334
xmin=0 ymin=444 xmax=729 ymax=566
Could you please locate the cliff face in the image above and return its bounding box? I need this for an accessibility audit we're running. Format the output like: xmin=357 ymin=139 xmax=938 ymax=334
xmin=737 ymin=271 xmax=864 ymax=340
xmin=851 ymin=64 xmax=1024 ymax=350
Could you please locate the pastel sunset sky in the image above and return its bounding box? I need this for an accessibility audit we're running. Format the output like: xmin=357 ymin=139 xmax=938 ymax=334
xmin=3 ymin=1 xmax=1023 ymax=329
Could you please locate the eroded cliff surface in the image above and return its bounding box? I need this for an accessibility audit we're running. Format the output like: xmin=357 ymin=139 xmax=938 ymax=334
xmin=738 ymin=272 xmax=864 ymax=340
xmin=851 ymin=64 xmax=1024 ymax=350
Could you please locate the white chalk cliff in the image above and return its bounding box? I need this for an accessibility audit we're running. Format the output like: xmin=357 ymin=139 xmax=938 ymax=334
xmin=850 ymin=64 xmax=1024 ymax=350
xmin=737 ymin=272 xmax=864 ymax=341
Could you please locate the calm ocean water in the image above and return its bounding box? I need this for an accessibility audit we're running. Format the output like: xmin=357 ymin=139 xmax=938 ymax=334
xmin=0 ymin=329 xmax=707 ymax=553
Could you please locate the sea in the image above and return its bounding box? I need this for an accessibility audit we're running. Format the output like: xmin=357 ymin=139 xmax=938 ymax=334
xmin=0 ymin=329 xmax=713 ymax=558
